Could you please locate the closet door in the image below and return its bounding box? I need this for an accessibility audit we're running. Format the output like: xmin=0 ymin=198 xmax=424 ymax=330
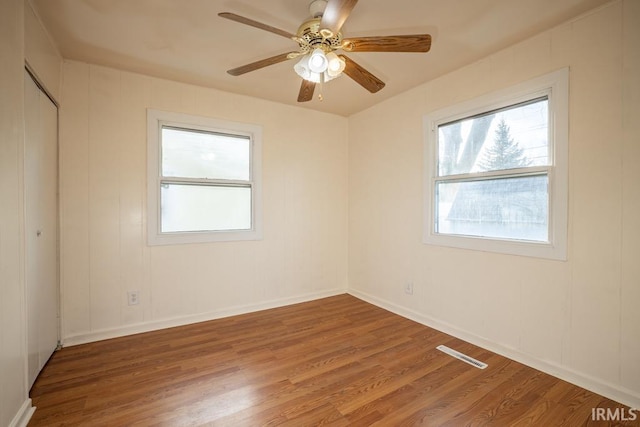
xmin=24 ymin=70 xmax=59 ymax=389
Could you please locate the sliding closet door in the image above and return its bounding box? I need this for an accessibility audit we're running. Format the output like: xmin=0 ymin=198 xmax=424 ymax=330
xmin=24 ymin=70 xmax=59 ymax=389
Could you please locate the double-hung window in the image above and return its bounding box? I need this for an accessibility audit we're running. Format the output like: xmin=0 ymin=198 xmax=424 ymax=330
xmin=423 ymin=69 xmax=568 ymax=259
xmin=147 ymin=110 xmax=262 ymax=245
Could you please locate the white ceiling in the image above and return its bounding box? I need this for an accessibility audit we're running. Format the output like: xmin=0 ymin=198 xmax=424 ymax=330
xmin=32 ymin=0 xmax=610 ymax=116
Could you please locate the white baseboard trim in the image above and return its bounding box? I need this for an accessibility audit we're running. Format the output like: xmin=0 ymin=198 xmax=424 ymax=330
xmin=349 ymin=289 xmax=640 ymax=409
xmin=9 ymin=398 xmax=35 ymax=427
xmin=63 ymin=288 xmax=345 ymax=347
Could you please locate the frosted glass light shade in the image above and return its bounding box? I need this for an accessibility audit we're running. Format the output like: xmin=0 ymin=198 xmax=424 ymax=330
xmin=294 ymin=55 xmax=312 ymax=80
xmin=326 ymin=52 xmax=345 ymax=77
xmin=295 ymin=50 xmax=344 ymax=83
xmin=308 ymin=48 xmax=328 ymax=73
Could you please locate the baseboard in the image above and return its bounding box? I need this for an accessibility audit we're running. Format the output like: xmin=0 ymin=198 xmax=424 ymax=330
xmin=349 ymin=289 xmax=640 ymax=409
xmin=63 ymin=288 xmax=345 ymax=347
xmin=9 ymin=398 xmax=35 ymax=427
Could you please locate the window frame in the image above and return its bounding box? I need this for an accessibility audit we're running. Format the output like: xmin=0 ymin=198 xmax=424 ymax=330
xmin=147 ymin=109 xmax=262 ymax=245
xmin=423 ymin=68 xmax=568 ymax=260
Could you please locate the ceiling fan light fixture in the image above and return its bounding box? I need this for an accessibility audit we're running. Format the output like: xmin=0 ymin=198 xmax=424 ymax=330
xmin=323 ymin=70 xmax=341 ymax=83
xmin=221 ymin=3 xmax=434 ymax=103
xmin=308 ymin=48 xmax=329 ymax=73
xmin=294 ymin=55 xmax=324 ymax=83
xmin=325 ymin=52 xmax=345 ymax=77
xmin=294 ymin=55 xmax=312 ymax=80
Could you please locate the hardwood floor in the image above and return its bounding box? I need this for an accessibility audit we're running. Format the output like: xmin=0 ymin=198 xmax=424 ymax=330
xmin=29 ymin=294 xmax=637 ymax=426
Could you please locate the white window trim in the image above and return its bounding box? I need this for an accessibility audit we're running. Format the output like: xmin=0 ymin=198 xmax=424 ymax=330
xmin=147 ymin=109 xmax=263 ymax=245
xmin=423 ymin=68 xmax=568 ymax=260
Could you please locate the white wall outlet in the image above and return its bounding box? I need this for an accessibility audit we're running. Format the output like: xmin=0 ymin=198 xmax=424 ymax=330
xmin=127 ymin=290 xmax=140 ymax=306
xmin=404 ymin=282 xmax=414 ymax=295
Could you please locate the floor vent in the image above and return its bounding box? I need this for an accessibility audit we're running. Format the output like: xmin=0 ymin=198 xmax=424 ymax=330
xmin=436 ymin=345 xmax=488 ymax=369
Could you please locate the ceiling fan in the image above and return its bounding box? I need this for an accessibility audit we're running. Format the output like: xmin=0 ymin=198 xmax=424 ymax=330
xmin=219 ymin=0 xmax=432 ymax=102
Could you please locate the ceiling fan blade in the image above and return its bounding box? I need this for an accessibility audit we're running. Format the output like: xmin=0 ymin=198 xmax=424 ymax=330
xmin=298 ymin=79 xmax=316 ymax=102
xmin=219 ymin=12 xmax=295 ymax=39
xmin=320 ymin=0 xmax=358 ymax=36
xmin=341 ymin=55 xmax=385 ymax=93
xmin=342 ymin=34 xmax=432 ymax=53
xmin=227 ymin=53 xmax=295 ymax=76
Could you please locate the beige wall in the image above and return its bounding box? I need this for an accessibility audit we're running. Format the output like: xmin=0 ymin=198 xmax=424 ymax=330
xmin=24 ymin=0 xmax=62 ymax=101
xmin=348 ymin=0 xmax=640 ymax=407
xmin=59 ymin=61 xmax=349 ymax=344
xmin=1 ymin=0 xmax=29 ymax=425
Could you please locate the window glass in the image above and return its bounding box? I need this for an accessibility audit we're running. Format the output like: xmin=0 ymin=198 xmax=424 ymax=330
xmin=438 ymin=98 xmax=549 ymax=176
xmin=161 ymin=127 xmax=250 ymax=181
xmin=160 ymin=184 xmax=251 ymax=233
xmin=435 ymin=175 xmax=549 ymax=241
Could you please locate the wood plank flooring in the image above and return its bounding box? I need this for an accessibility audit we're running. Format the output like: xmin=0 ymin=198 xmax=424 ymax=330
xmin=29 ymin=294 xmax=638 ymax=426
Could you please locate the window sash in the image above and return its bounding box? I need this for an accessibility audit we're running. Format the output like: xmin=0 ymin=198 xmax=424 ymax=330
xmin=159 ymin=182 xmax=253 ymax=233
xmin=160 ymin=125 xmax=252 ymax=181
xmin=433 ymin=165 xmax=550 ymax=184
xmin=158 ymin=127 xmax=255 ymax=235
xmin=435 ymin=96 xmax=551 ymax=178
xmin=433 ymin=171 xmax=550 ymax=242
xmin=159 ymin=176 xmax=254 ymax=187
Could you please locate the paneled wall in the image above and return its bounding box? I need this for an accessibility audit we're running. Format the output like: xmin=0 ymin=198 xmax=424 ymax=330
xmin=24 ymin=2 xmax=61 ymax=100
xmin=59 ymin=62 xmax=349 ymax=344
xmin=0 ymin=1 xmax=28 ymax=425
xmin=348 ymin=0 xmax=640 ymax=407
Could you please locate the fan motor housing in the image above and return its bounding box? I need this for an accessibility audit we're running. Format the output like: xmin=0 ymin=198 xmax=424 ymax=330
xmin=296 ymin=18 xmax=343 ymax=53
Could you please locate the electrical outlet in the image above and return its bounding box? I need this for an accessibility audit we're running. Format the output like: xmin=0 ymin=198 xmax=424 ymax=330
xmin=127 ymin=290 xmax=140 ymax=306
xmin=404 ymin=282 xmax=414 ymax=295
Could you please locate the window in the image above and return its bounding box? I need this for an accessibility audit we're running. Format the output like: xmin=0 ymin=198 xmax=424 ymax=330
xmin=147 ymin=110 xmax=262 ymax=245
xmin=423 ymin=69 xmax=568 ymax=260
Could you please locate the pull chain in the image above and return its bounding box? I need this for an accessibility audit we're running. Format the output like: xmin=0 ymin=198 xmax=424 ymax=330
xmin=318 ymin=73 xmax=324 ymax=101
